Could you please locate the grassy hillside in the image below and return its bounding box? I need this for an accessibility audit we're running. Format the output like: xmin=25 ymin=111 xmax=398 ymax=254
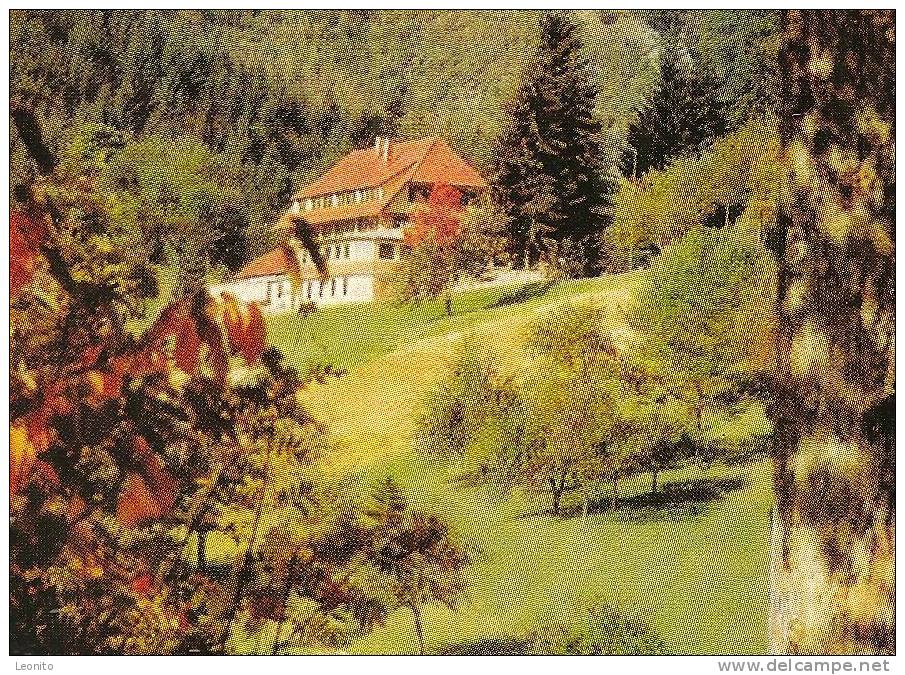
xmin=259 ymin=273 xmax=773 ymax=654
xmin=266 ymin=275 xmax=631 ymax=376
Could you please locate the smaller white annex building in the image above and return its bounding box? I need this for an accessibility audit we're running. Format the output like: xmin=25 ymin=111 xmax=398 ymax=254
xmin=209 ymin=244 xmax=391 ymax=314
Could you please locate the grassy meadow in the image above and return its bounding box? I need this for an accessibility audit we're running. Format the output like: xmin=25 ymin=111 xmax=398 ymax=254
xmin=255 ymin=271 xmax=774 ymax=654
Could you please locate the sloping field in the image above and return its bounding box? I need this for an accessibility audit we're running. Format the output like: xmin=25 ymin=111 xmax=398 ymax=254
xmin=266 ymin=274 xmax=773 ymax=654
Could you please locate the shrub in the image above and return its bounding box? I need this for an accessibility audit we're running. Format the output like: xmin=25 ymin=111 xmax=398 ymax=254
xmin=526 ymin=604 xmax=668 ymax=655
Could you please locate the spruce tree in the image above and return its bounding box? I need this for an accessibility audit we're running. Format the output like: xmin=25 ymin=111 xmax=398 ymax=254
xmin=624 ymin=47 xmax=730 ymax=176
xmin=493 ymin=12 xmax=614 ymax=275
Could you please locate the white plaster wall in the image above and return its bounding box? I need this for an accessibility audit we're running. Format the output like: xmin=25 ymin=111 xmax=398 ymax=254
xmin=210 ymin=275 xmax=291 ymax=314
xmin=212 ymin=271 xmax=376 ymax=315
xmin=296 ymin=274 xmax=374 ymax=307
xmin=350 ymin=239 xmax=375 ymax=260
xmin=306 ymin=274 xmax=374 ymax=306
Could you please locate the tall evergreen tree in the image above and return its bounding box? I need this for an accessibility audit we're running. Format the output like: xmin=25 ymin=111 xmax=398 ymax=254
xmin=493 ymin=12 xmax=615 ymax=274
xmin=624 ymin=47 xmax=730 ymax=176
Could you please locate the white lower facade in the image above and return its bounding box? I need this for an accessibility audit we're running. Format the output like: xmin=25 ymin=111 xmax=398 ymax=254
xmin=212 ymin=228 xmax=407 ymax=314
xmin=299 ymin=274 xmax=374 ymax=307
xmin=210 ymin=272 xmax=375 ymax=314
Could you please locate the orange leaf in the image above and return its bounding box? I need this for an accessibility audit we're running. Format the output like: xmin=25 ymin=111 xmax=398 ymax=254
xmin=10 ymin=210 xmax=49 ymax=297
xmin=195 ymin=296 xmax=229 ymax=383
xmin=131 ymin=573 xmax=153 ymax=596
xmin=10 ymin=424 xmax=38 ymax=497
xmin=116 ymin=473 xmax=163 ymax=528
xmin=67 ymin=493 xmax=87 ymax=522
xmin=221 ymin=293 xmax=266 ymax=364
xmin=116 ymin=437 xmax=177 ymax=528
xmin=173 ymin=322 xmax=202 ymax=374
xmin=242 ymin=303 xmax=266 ymax=364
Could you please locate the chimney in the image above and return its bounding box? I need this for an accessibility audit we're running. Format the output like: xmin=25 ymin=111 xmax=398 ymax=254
xmin=374 ymin=136 xmax=382 ymax=156
xmin=382 ymin=137 xmax=390 ymax=162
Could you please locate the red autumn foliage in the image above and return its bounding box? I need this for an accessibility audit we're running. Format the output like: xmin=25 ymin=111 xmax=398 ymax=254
xmin=11 ymin=287 xmax=269 ymax=529
xmin=131 ymin=573 xmax=153 ymax=596
xmin=404 ymin=184 xmax=464 ymax=248
xmin=221 ymin=292 xmax=266 ymax=364
xmin=116 ymin=436 xmax=179 ymax=529
xmin=10 ymin=210 xmax=49 ymax=297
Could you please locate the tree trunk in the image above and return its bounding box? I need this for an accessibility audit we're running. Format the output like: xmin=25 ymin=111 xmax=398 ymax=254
xmin=550 ymin=471 xmax=566 ymax=515
xmin=769 ymin=10 xmax=895 ymax=655
xmin=409 ymin=602 xmax=425 ymax=655
xmin=444 ymin=291 xmax=453 ymax=317
xmin=218 ymin=439 xmax=274 ymax=652
xmin=197 ymin=529 xmax=208 ymax=573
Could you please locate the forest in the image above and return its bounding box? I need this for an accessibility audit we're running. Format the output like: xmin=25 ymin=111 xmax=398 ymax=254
xmin=9 ymin=10 xmax=894 ymax=656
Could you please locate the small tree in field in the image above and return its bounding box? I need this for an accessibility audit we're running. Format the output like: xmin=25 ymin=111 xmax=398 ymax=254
xmin=363 ymin=478 xmax=470 ymax=655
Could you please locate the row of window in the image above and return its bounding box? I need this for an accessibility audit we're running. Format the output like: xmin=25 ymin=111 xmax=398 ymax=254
xmin=306 ymin=276 xmax=350 ymax=300
xmin=292 ymin=187 xmax=385 ymax=214
xmin=296 ymin=240 xmax=402 ymax=265
xmin=316 ymin=217 xmax=406 ymax=239
xmin=328 ymin=243 xmax=351 ymax=260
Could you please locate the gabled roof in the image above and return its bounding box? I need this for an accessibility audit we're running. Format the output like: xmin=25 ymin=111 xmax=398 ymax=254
xmin=295 ymin=137 xmax=487 ymax=200
xmin=235 ymin=247 xmax=291 ymax=280
xmin=301 ymin=162 xmax=419 ymax=225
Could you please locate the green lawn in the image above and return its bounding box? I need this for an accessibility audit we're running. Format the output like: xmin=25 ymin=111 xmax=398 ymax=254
xmin=265 ymin=276 xmax=623 ymax=374
xmin=346 ymin=452 xmax=773 ymax=655
xmin=142 ymin=270 xmax=773 ymax=654
xmin=254 ymin=273 xmax=775 ymax=654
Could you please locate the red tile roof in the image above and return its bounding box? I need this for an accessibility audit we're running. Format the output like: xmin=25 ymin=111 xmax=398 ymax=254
xmin=295 ymin=137 xmax=487 ymax=200
xmin=235 ymin=247 xmax=291 ymax=280
xmin=301 ymin=163 xmax=419 ymax=225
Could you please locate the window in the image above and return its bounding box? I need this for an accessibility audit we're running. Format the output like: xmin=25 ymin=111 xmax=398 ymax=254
xmin=344 ymin=243 xmax=350 ymax=258
xmin=376 ymin=187 xmax=384 ymax=200
xmin=392 ymin=216 xmax=408 ymax=229
xmin=305 ymin=199 xmax=313 ymax=211
xmin=331 ymin=194 xmax=338 ymax=207
xmin=378 ymin=242 xmax=395 ymax=260
xmin=306 ymin=280 xmax=312 ymax=300
xmin=355 ymin=190 xmax=362 ymax=203
xmin=276 ymin=283 xmax=283 ymax=299
xmin=291 ymin=200 xmax=301 ymax=215
xmin=342 ymin=277 xmax=348 ymax=295
xmin=319 ymin=281 xmax=324 ymax=298
xmin=330 ymin=278 xmax=336 ymax=296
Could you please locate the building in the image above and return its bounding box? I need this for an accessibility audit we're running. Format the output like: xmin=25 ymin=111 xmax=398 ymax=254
xmin=213 ymin=136 xmax=487 ymax=313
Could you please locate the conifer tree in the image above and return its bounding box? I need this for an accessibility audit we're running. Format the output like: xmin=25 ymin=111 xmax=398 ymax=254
xmin=493 ymin=12 xmax=615 ymax=274
xmin=624 ymin=47 xmax=730 ymax=176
